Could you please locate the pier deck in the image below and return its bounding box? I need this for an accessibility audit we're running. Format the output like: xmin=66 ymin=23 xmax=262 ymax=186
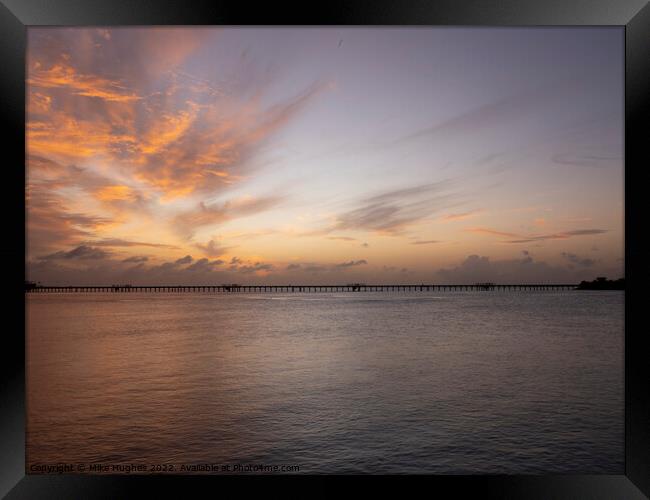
xmin=26 ymin=284 xmax=579 ymax=293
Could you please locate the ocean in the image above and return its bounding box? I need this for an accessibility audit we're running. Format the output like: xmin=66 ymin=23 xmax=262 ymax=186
xmin=26 ymin=290 xmax=624 ymax=474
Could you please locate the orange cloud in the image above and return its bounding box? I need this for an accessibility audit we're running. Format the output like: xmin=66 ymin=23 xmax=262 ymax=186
xmin=27 ymin=113 xmax=136 ymax=160
xmin=95 ymin=185 xmax=136 ymax=202
xmin=129 ymin=82 xmax=328 ymax=199
xmin=137 ymin=109 xmax=197 ymax=156
xmin=29 ymin=92 xmax=52 ymax=113
xmin=28 ymin=62 xmax=141 ymax=102
xmin=25 ymin=29 xmax=328 ymax=268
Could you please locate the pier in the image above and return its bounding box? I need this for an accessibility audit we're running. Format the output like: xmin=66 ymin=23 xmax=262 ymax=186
xmin=25 ymin=283 xmax=579 ymax=293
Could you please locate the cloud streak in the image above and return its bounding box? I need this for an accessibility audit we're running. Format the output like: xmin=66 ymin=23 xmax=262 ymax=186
xmin=411 ymin=240 xmax=440 ymax=245
xmin=552 ymin=153 xmax=622 ymax=168
xmin=330 ymin=180 xmax=462 ymax=234
xmin=85 ymin=238 xmax=180 ymax=249
xmin=505 ymin=229 xmax=608 ymax=244
xmin=440 ymin=210 xmax=482 ymax=222
xmin=173 ymin=195 xmax=286 ymax=238
xmin=466 ymin=226 xmax=608 ymax=243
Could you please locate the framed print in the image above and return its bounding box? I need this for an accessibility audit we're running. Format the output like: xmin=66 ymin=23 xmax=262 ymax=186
xmin=2 ymin=0 xmax=649 ymax=497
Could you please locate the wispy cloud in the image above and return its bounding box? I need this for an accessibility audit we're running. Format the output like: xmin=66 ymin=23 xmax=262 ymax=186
xmin=465 ymin=227 xmax=519 ymax=238
xmin=395 ymin=74 xmax=592 ymax=147
xmin=173 ymin=195 xmax=286 ymax=238
xmin=193 ymin=239 xmax=232 ymax=257
xmin=331 ymin=180 xmax=462 ymax=234
xmin=396 ymin=87 xmax=551 ymax=145
xmin=85 ymin=238 xmax=179 ymax=249
xmin=440 ymin=210 xmax=482 ymax=222
xmin=552 ymin=153 xmax=621 ymax=168
xmin=327 ymin=236 xmax=357 ymax=241
xmin=505 ymin=229 xmax=607 ymax=244
xmin=466 ymin=226 xmax=607 ymax=243
xmin=411 ymin=240 xmax=440 ymax=245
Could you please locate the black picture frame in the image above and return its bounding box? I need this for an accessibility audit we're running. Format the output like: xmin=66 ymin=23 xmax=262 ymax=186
xmin=2 ymin=0 xmax=648 ymax=497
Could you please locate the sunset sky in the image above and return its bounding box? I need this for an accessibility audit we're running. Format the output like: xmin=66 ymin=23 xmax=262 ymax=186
xmin=26 ymin=27 xmax=624 ymax=285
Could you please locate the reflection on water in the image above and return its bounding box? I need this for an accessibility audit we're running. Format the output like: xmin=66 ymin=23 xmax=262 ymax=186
xmin=27 ymin=291 xmax=623 ymax=473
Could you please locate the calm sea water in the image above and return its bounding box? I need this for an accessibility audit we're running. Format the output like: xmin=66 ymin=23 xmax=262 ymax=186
xmin=27 ymin=291 xmax=623 ymax=474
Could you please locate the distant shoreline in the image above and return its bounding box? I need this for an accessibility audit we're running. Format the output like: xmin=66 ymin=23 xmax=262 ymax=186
xmin=576 ymin=277 xmax=625 ymax=290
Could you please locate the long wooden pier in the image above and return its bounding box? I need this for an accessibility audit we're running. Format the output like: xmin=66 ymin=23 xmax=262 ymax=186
xmin=25 ymin=283 xmax=578 ymax=293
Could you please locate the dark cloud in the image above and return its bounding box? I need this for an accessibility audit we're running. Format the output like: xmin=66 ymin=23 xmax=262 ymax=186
xmin=185 ymin=258 xmax=224 ymax=272
xmin=175 ymin=255 xmax=193 ymax=265
xmin=335 ymin=259 xmax=368 ymax=268
xmin=436 ymin=253 xmax=600 ymax=284
xmin=237 ymin=263 xmax=274 ymax=274
xmin=40 ymin=245 xmax=112 ymax=261
xmin=286 ymin=259 xmax=368 ymax=273
xmin=122 ymin=255 xmax=148 ymax=263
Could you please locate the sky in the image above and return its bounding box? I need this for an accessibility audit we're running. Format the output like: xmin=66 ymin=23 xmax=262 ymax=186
xmin=26 ymin=27 xmax=624 ymax=285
